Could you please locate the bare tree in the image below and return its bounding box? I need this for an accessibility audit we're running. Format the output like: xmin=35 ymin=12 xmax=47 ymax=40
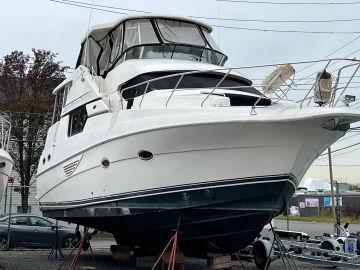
xmin=0 ymin=49 xmax=66 ymax=212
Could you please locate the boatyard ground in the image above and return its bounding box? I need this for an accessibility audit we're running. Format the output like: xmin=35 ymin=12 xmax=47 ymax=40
xmin=0 ymin=249 xmax=350 ymax=270
xmin=0 ymin=219 xmax=358 ymax=269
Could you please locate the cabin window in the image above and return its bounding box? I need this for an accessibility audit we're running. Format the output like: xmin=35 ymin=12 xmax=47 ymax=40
xmin=110 ymin=25 xmax=123 ymax=63
xmin=52 ymin=89 xmax=64 ymax=124
xmin=156 ymin=19 xmax=205 ymax=46
xmin=123 ymin=19 xmax=158 ymax=51
xmin=68 ymin=106 xmax=88 ymax=137
xmin=52 ymin=83 xmax=72 ymax=124
xmin=201 ymin=27 xmax=221 ymax=51
xmin=76 ymin=18 xmax=228 ymax=77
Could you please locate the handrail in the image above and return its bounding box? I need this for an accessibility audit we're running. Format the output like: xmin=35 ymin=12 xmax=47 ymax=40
xmin=139 ymin=82 xmax=150 ymax=108
xmin=116 ymin=57 xmax=360 ymax=96
xmin=166 ymin=74 xmax=184 ymax=107
xmin=334 ymin=63 xmax=360 ymax=106
xmin=112 ymin=58 xmax=360 ymax=111
xmin=299 ymin=60 xmax=332 ymax=108
xmin=201 ymin=69 xmax=232 ymax=107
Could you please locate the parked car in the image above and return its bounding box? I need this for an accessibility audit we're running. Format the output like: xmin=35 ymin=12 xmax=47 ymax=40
xmin=0 ymin=214 xmax=77 ymax=249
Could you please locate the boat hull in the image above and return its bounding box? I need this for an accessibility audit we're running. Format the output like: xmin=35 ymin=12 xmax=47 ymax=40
xmin=0 ymin=149 xmax=13 ymax=202
xmin=37 ymin=116 xmax=343 ymax=206
xmin=37 ymin=107 xmax=358 ymax=255
xmin=43 ymin=174 xmax=295 ymax=255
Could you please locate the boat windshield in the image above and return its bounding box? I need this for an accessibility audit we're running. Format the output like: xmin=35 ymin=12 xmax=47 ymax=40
xmin=121 ymin=72 xmax=260 ymax=100
xmin=76 ymin=18 xmax=228 ymax=77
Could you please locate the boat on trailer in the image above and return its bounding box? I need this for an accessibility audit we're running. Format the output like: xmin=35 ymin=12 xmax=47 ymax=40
xmin=36 ymin=14 xmax=360 ymax=257
xmin=0 ymin=116 xmax=13 ymax=202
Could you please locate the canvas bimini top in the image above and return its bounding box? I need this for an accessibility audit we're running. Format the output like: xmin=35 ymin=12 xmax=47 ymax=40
xmin=76 ymin=14 xmax=228 ymax=77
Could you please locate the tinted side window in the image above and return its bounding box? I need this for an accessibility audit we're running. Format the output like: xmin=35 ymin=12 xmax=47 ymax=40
xmin=68 ymin=106 xmax=88 ymax=137
xmin=29 ymin=217 xmax=52 ymax=227
xmin=11 ymin=217 xmax=29 ymax=225
xmin=120 ymin=72 xmax=260 ymax=108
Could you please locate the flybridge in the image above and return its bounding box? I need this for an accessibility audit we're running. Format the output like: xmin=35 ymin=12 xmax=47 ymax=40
xmin=76 ymin=15 xmax=228 ymax=77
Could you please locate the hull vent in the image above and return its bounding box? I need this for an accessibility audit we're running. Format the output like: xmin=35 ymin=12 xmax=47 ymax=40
xmin=63 ymin=159 xmax=80 ymax=177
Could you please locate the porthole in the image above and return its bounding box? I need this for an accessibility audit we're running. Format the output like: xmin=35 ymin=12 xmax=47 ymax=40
xmin=138 ymin=150 xmax=153 ymax=161
xmin=47 ymin=154 xmax=51 ymax=161
xmin=0 ymin=162 xmax=6 ymax=169
xmin=42 ymin=158 xmax=46 ymax=165
xmin=101 ymin=158 xmax=110 ymax=168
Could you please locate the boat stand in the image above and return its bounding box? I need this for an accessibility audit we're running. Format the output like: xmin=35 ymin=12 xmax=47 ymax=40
xmin=57 ymin=227 xmax=96 ymax=270
xmin=262 ymin=223 xmax=300 ymax=270
xmin=151 ymin=217 xmax=185 ymax=270
xmin=48 ymin=220 xmax=64 ymax=261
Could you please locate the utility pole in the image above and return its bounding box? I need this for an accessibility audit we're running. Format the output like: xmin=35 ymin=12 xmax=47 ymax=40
xmin=328 ymin=147 xmax=336 ymax=234
xmin=336 ymin=181 xmax=341 ymax=235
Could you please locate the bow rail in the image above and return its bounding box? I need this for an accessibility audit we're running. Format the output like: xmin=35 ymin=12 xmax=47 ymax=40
xmin=116 ymin=58 xmax=360 ymax=112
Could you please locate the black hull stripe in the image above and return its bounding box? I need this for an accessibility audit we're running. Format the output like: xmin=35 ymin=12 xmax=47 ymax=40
xmin=40 ymin=173 xmax=296 ymax=210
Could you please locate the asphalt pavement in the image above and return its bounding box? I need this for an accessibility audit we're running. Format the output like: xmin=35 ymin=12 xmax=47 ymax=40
xmin=274 ymin=218 xmax=360 ymax=237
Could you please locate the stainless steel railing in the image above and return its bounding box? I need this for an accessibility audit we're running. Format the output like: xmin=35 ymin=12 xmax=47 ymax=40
xmin=115 ymin=58 xmax=360 ymax=112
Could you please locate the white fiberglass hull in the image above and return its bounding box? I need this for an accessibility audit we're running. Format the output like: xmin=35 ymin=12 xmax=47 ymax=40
xmin=37 ymin=107 xmax=354 ymax=209
xmin=0 ymin=149 xmax=13 ymax=202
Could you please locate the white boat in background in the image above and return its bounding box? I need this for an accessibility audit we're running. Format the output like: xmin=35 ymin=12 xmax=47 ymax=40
xmin=0 ymin=117 xmax=13 ymax=202
xmin=36 ymin=14 xmax=360 ymax=256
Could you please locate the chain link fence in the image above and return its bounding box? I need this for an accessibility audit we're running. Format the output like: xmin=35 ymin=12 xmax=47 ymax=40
xmin=0 ymin=182 xmax=115 ymax=251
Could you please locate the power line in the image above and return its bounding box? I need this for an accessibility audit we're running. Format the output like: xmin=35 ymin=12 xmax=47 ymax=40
xmin=296 ymin=47 xmax=360 ymax=84
xmin=214 ymin=24 xmax=360 ymax=35
xmin=218 ymin=0 xmax=360 ymax=5
xmin=317 ymin=144 xmax=360 ymax=161
xmin=296 ymin=35 xmax=360 ymax=74
xmin=320 ymin=142 xmax=360 ymax=157
xmin=338 ymin=132 xmax=360 ymax=142
xmin=52 ymin=0 xmax=147 ymax=14
xmin=312 ymin=164 xmax=360 ymax=166
xmin=49 ymin=0 xmax=127 ymax=15
xmin=50 ymin=0 xmax=360 ymax=24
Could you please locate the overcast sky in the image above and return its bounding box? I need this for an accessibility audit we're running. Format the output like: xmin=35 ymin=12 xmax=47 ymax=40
xmin=1 ymin=0 xmax=360 ymax=184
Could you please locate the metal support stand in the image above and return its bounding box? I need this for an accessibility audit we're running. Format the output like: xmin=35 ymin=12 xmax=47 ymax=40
xmin=151 ymin=217 xmax=184 ymax=270
xmin=57 ymin=227 xmax=96 ymax=270
xmin=6 ymin=181 xmax=13 ymax=250
xmin=286 ymin=201 xmax=290 ymax=231
xmin=48 ymin=220 xmax=64 ymax=261
xmin=264 ymin=223 xmax=300 ymax=270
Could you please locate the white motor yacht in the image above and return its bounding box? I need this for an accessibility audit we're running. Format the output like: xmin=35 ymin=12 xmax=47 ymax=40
xmin=0 ymin=117 xmax=13 ymax=202
xmin=36 ymin=14 xmax=360 ymax=256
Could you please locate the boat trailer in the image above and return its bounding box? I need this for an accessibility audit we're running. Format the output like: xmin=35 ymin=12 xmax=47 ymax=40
xmin=238 ymin=223 xmax=360 ymax=270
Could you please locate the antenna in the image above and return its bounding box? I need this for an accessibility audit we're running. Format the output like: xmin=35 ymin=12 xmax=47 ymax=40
xmin=217 ymin=0 xmax=221 ymax=46
xmin=83 ymin=0 xmax=94 ymax=70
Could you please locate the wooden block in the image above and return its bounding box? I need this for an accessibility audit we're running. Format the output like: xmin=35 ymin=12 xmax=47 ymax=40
xmin=208 ymin=254 xmax=231 ymax=270
xmin=111 ymin=251 xmax=131 ymax=261
xmin=162 ymin=250 xmax=185 ymax=264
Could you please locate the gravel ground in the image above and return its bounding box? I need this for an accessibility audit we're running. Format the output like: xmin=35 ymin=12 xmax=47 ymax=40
xmin=0 ymin=219 xmax=358 ymax=270
xmin=0 ymin=248 xmax=352 ymax=270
